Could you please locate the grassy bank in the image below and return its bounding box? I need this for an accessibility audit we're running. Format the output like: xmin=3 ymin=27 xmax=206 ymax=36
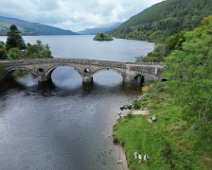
xmin=113 ymin=83 xmax=211 ymax=170
xmin=113 ymin=17 xmax=212 ymax=170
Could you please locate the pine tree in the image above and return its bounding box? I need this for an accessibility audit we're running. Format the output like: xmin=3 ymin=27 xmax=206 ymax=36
xmin=6 ymin=24 xmax=26 ymax=51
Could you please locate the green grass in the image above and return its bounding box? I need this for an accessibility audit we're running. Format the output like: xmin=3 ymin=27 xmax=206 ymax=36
xmin=113 ymin=83 xmax=209 ymax=170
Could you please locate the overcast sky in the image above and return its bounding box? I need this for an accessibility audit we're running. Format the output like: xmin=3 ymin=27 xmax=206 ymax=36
xmin=0 ymin=0 xmax=164 ymax=31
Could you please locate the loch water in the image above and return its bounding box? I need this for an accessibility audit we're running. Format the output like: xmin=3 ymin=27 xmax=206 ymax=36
xmin=0 ymin=35 xmax=154 ymax=170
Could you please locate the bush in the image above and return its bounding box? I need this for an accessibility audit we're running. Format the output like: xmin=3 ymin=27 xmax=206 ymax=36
xmin=132 ymin=100 xmax=141 ymax=109
xmin=0 ymin=41 xmax=7 ymax=59
xmin=26 ymin=40 xmax=52 ymax=59
xmin=127 ymin=113 xmax=134 ymax=119
xmin=7 ymin=48 xmax=25 ymax=60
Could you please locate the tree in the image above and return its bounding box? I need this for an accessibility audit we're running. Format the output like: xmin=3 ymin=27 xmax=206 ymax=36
xmin=25 ymin=40 xmax=52 ymax=59
xmin=0 ymin=41 xmax=7 ymax=59
xmin=163 ymin=16 xmax=212 ymax=151
xmin=7 ymin=48 xmax=25 ymax=60
xmin=93 ymin=33 xmax=113 ymax=41
xmin=6 ymin=24 xmax=26 ymax=51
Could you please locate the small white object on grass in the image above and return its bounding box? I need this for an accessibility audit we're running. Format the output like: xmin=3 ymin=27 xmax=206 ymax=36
xmin=134 ymin=151 xmax=138 ymax=160
xmin=138 ymin=153 xmax=142 ymax=163
xmin=144 ymin=154 xmax=149 ymax=162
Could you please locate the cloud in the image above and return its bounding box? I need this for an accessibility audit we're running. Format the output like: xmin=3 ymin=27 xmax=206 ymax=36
xmin=0 ymin=0 xmax=164 ymax=31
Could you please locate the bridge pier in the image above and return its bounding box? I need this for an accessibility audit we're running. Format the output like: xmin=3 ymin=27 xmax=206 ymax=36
xmin=123 ymin=76 xmax=143 ymax=85
xmin=37 ymin=78 xmax=54 ymax=87
xmin=37 ymin=71 xmax=54 ymax=87
xmin=122 ymin=74 xmax=133 ymax=84
xmin=82 ymin=74 xmax=93 ymax=84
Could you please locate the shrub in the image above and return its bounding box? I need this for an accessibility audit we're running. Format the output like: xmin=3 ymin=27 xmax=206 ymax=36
xmin=132 ymin=100 xmax=141 ymax=109
xmin=127 ymin=113 xmax=134 ymax=119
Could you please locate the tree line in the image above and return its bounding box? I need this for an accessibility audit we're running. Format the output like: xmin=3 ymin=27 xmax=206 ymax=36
xmin=0 ymin=24 xmax=52 ymax=80
xmin=0 ymin=24 xmax=52 ymax=60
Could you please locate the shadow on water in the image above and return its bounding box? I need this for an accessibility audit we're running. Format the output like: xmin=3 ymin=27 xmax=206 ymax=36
xmin=0 ymin=67 xmax=142 ymax=97
xmin=0 ymin=69 xmax=143 ymax=170
xmin=36 ymin=81 xmax=142 ymax=97
xmin=0 ymin=77 xmax=26 ymax=94
xmin=0 ymin=36 xmax=154 ymax=170
xmin=0 ymin=76 xmax=142 ymax=98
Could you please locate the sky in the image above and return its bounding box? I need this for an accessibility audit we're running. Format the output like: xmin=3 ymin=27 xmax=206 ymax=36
xmin=0 ymin=0 xmax=164 ymax=32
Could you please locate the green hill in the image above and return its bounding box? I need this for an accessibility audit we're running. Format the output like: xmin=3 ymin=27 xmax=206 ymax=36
xmin=111 ymin=0 xmax=212 ymax=41
xmin=0 ymin=16 xmax=78 ymax=36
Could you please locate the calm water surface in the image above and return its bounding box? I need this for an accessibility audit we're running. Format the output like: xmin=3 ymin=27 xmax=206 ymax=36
xmin=0 ymin=35 xmax=154 ymax=170
xmin=0 ymin=35 xmax=154 ymax=61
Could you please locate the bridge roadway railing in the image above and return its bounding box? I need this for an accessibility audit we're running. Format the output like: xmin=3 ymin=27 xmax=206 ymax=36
xmin=0 ymin=58 xmax=128 ymax=69
xmin=0 ymin=58 xmax=161 ymax=68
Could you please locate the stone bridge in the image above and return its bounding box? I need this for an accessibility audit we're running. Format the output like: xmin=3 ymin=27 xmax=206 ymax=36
xmin=0 ymin=58 xmax=163 ymax=85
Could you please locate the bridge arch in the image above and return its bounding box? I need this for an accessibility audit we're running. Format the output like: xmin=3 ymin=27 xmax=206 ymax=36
xmin=45 ymin=64 xmax=84 ymax=81
xmin=2 ymin=67 xmax=37 ymax=79
xmin=92 ymin=67 xmax=126 ymax=80
xmin=132 ymin=73 xmax=145 ymax=85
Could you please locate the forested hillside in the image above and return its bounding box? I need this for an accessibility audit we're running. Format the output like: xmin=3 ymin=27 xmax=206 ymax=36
xmin=111 ymin=0 xmax=212 ymax=41
xmin=0 ymin=16 xmax=78 ymax=35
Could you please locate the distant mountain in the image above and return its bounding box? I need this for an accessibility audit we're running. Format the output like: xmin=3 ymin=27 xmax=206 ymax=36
xmin=111 ymin=0 xmax=212 ymax=41
xmin=78 ymin=22 xmax=122 ymax=35
xmin=0 ymin=16 xmax=78 ymax=35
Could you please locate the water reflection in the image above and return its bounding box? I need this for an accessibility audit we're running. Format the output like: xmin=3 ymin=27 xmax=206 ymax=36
xmin=94 ymin=70 xmax=122 ymax=86
xmin=0 ymin=70 xmax=140 ymax=170
xmin=0 ymin=68 xmax=142 ymax=97
xmin=0 ymin=35 xmax=153 ymax=170
xmin=51 ymin=66 xmax=82 ymax=90
xmin=16 ymin=74 xmax=38 ymax=87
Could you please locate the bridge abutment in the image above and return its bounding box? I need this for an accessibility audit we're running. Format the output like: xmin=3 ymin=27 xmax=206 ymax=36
xmin=122 ymin=75 xmax=133 ymax=84
xmin=36 ymin=70 xmax=54 ymax=86
xmin=124 ymin=67 xmax=144 ymax=84
xmin=37 ymin=77 xmax=54 ymax=87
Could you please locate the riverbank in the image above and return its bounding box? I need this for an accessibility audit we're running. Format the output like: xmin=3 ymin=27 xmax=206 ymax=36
xmin=113 ymin=83 xmax=210 ymax=170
